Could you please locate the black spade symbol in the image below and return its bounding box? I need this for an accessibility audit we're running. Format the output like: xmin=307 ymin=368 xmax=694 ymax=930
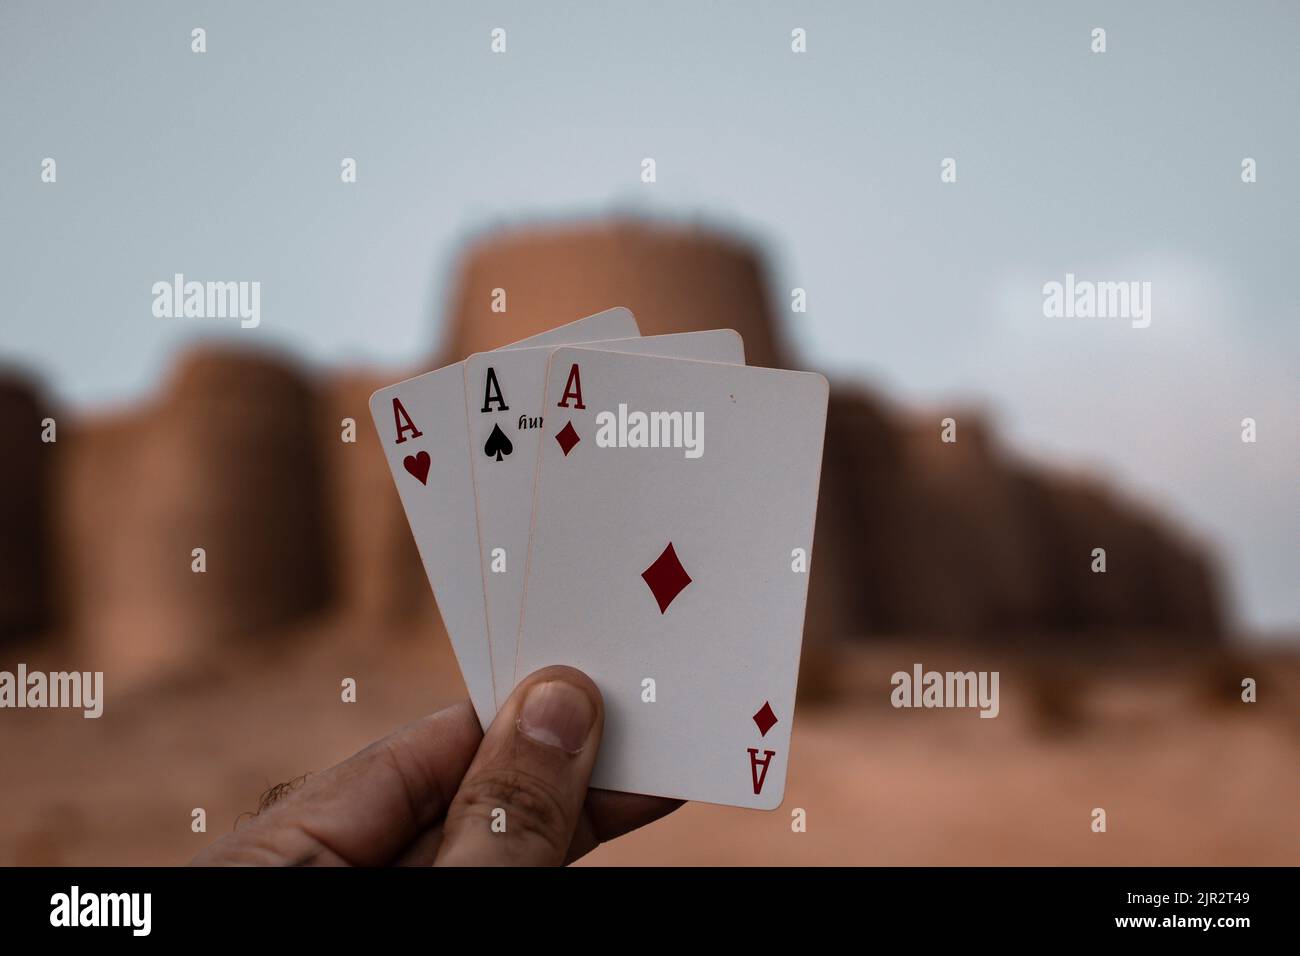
xmin=484 ymin=423 xmax=513 ymax=462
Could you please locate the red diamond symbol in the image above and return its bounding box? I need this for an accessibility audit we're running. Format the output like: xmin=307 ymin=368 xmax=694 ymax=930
xmin=555 ymin=420 xmax=580 ymax=456
xmin=641 ymin=542 xmax=692 ymax=614
xmin=752 ymin=701 xmax=778 ymax=737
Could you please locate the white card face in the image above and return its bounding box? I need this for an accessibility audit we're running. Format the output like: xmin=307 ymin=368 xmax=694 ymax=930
xmin=368 ymin=308 xmax=639 ymax=727
xmin=464 ymin=330 xmax=746 ymax=706
xmin=516 ymin=350 xmax=828 ymax=809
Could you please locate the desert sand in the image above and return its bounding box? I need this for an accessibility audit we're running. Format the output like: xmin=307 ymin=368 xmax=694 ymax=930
xmin=2 ymin=619 xmax=1293 ymax=866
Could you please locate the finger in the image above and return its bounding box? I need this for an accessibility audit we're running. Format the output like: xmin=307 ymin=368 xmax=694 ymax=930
xmin=435 ymin=665 xmax=603 ymax=866
xmin=192 ymin=700 xmax=483 ymax=866
xmin=394 ymin=788 xmax=683 ymax=866
xmin=565 ymin=791 xmax=684 ymax=864
xmin=392 ymin=821 xmax=448 ymax=867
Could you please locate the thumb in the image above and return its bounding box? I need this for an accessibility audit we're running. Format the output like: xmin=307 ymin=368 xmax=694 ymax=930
xmin=434 ymin=665 xmax=604 ymax=866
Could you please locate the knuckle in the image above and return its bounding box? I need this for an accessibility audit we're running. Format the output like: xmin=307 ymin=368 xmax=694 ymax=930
xmin=451 ymin=766 xmax=572 ymax=854
xmin=375 ymin=736 xmax=446 ymax=827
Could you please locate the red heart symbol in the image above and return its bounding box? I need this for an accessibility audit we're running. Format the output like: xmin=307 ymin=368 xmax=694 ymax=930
xmin=403 ymin=450 xmax=431 ymax=485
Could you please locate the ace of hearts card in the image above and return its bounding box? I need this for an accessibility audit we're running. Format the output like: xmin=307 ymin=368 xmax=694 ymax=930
xmin=367 ymin=308 xmax=640 ymax=726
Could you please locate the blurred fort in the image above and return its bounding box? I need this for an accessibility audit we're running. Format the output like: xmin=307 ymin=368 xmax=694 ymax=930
xmin=0 ymin=220 xmax=1224 ymax=685
xmin=2 ymin=220 xmax=1295 ymax=869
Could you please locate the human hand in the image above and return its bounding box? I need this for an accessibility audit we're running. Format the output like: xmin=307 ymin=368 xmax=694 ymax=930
xmin=192 ymin=665 xmax=680 ymax=866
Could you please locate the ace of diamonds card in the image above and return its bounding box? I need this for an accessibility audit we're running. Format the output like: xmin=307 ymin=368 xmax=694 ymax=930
xmin=516 ymin=349 xmax=829 ymax=810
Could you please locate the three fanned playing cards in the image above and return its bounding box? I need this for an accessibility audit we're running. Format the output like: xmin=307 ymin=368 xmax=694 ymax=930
xmin=370 ymin=310 xmax=828 ymax=810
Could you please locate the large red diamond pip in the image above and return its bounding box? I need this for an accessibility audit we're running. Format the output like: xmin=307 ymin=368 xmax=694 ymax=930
xmin=641 ymin=542 xmax=692 ymax=614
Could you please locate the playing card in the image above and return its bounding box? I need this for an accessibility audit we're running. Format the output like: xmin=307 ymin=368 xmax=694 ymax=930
xmin=516 ymin=349 xmax=828 ymax=809
xmin=464 ymin=330 xmax=746 ymax=706
xmin=368 ymin=308 xmax=639 ymax=727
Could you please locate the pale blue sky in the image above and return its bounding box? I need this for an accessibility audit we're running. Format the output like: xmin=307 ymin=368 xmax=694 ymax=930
xmin=1 ymin=1 xmax=1295 ymax=634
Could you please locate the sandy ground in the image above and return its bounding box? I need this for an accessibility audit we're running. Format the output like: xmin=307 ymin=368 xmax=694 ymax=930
xmin=1 ymin=620 xmax=1296 ymax=866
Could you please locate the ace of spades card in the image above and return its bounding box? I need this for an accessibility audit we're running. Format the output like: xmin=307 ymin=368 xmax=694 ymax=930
xmin=464 ymin=330 xmax=746 ymax=706
xmin=515 ymin=349 xmax=829 ymax=810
